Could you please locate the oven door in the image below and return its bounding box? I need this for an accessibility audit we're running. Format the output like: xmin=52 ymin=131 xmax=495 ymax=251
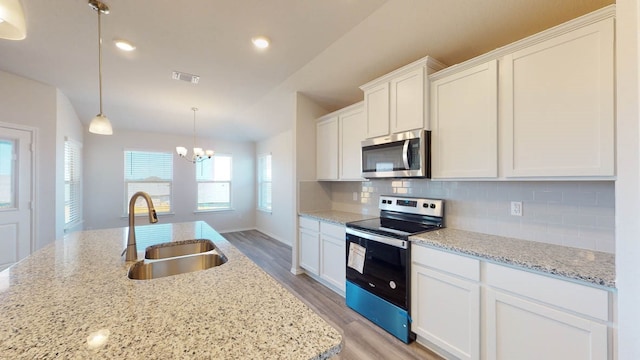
xmin=345 ymin=227 xmax=409 ymax=310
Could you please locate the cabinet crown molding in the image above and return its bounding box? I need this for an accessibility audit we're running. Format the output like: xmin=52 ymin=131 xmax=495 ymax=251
xmin=360 ymin=55 xmax=446 ymax=91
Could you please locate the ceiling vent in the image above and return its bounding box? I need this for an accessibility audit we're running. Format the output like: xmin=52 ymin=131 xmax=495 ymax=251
xmin=172 ymin=71 xmax=200 ymax=84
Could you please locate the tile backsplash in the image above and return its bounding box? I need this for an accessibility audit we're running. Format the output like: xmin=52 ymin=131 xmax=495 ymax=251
xmin=327 ymin=180 xmax=615 ymax=254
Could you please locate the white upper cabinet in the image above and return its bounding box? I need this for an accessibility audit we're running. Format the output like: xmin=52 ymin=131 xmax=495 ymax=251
xmin=390 ymin=66 xmax=426 ymax=134
xmin=361 ymin=56 xmax=446 ymax=139
xmin=501 ymin=16 xmax=614 ymax=178
xmin=427 ymin=7 xmax=614 ymax=180
xmin=363 ymin=82 xmax=390 ymax=138
xmin=316 ymin=116 xmax=339 ymax=180
xmin=338 ymin=104 xmax=366 ymax=180
xmin=431 ymin=60 xmax=498 ymax=179
xmin=316 ymin=102 xmax=364 ymax=181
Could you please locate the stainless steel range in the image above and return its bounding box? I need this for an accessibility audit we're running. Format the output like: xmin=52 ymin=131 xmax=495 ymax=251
xmin=345 ymin=195 xmax=444 ymax=343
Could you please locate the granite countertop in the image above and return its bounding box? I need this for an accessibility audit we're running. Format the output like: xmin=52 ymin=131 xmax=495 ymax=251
xmin=411 ymin=228 xmax=615 ymax=289
xmin=299 ymin=210 xmax=375 ymax=225
xmin=299 ymin=210 xmax=615 ymax=288
xmin=0 ymin=221 xmax=342 ymax=359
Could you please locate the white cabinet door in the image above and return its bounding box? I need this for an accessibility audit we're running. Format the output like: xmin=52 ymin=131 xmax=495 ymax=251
xmin=412 ymin=265 xmax=480 ymax=360
xmin=486 ymin=289 xmax=608 ymax=360
xmin=299 ymin=227 xmax=320 ymax=275
xmin=501 ymin=17 xmax=614 ymax=177
xmin=316 ymin=117 xmax=339 ymax=180
xmin=364 ymin=82 xmax=390 ymax=138
xmin=339 ymin=107 xmax=365 ymax=180
xmin=412 ymin=246 xmax=480 ymax=360
xmin=319 ymin=223 xmax=346 ymax=292
xmin=431 ymin=60 xmax=498 ymax=179
xmin=390 ymin=66 xmax=426 ymax=134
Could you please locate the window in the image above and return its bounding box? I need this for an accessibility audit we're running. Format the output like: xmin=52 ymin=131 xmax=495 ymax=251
xmin=0 ymin=139 xmax=15 ymax=210
xmin=64 ymin=138 xmax=82 ymax=228
xmin=196 ymin=154 xmax=232 ymax=211
xmin=124 ymin=150 xmax=173 ymax=215
xmin=257 ymin=154 xmax=272 ymax=212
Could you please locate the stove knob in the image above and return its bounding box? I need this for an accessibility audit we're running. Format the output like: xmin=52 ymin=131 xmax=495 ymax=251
xmin=430 ymin=203 xmax=436 ymax=209
xmin=422 ymin=203 xmax=429 ymax=208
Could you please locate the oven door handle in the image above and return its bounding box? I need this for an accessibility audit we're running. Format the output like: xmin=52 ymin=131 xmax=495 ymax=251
xmin=346 ymin=228 xmax=408 ymax=249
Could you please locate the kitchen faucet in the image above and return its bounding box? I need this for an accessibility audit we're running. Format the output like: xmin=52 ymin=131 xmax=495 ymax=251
xmin=124 ymin=191 xmax=158 ymax=261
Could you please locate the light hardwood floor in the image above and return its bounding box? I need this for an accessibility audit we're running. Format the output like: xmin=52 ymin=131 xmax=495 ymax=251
xmin=222 ymin=230 xmax=444 ymax=360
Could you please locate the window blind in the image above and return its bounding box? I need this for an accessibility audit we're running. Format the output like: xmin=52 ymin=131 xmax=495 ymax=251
xmin=258 ymin=154 xmax=272 ymax=212
xmin=196 ymin=154 xmax=232 ymax=211
xmin=64 ymin=139 xmax=82 ymax=228
xmin=124 ymin=150 xmax=173 ymax=214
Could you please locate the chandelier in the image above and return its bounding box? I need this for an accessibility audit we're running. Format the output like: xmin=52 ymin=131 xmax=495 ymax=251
xmin=175 ymin=107 xmax=214 ymax=163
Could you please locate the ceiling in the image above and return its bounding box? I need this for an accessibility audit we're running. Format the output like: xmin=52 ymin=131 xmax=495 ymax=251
xmin=0 ymin=0 xmax=614 ymax=141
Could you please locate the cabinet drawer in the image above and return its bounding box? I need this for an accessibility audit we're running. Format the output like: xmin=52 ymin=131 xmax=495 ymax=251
xmin=485 ymin=262 xmax=609 ymax=321
xmin=299 ymin=216 xmax=319 ymax=231
xmin=320 ymin=222 xmax=345 ymax=239
xmin=412 ymin=244 xmax=480 ymax=282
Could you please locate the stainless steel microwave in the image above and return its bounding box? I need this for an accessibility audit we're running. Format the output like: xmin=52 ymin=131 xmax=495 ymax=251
xmin=361 ymin=130 xmax=431 ymax=178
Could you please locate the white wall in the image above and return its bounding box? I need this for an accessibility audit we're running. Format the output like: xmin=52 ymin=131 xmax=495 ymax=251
xmin=615 ymin=1 xmax=640 ymax=358
xmin=83 ymin=129 xmax=255 ymax=232
xmin=0 ymin=70 xmax=58 ymax=251
xmin=55 ymin=90 xmax=84 ymax=238
xmin=255 ymin=130 xmax=294 ymax=245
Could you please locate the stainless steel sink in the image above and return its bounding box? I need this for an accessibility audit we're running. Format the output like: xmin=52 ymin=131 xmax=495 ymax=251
xmin=128 ymin=253 xmax=227 ymax=280
xmin=144 ymin=239 xmax=215 ymax=259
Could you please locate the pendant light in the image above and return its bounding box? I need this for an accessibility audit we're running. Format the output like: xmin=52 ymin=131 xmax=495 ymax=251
xmin=0 ymin=0 xmax=26 ymax=40
xmin=88 ymin=0 xmax=113 ymax=135
xmin=176 ymin=107 xmax=214 ymax=163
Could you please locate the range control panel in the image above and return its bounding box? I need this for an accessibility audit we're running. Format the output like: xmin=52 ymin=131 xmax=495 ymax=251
xmin=379 ymin=195 xmax=444 ymax=217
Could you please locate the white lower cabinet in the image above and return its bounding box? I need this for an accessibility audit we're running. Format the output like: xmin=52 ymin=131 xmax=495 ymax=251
xmin=411 ymin=245 xmax=613 ymax=360
xmin=412 ymin=245 xmax=480 ymax=360
xmin=298 ymin=217 xmax=320 ymax=275
xmin=485 ymin=263 xmax=609 ymax=360
xmin=319 ymin=222 xmax=346 ymax=292
xmin=298 ymin=216 xmax=346 ymax=295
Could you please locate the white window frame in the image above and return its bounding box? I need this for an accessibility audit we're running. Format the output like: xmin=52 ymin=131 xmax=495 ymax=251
xmin=257 ymin=153 xmax=272 ymax=213
xmin=64 ymin=137 xmax=82 ymax=230
xmin=124 ymin=150 xmax=173 ymax=216
xmin=196 ymin=153 xmax=233 ymax=212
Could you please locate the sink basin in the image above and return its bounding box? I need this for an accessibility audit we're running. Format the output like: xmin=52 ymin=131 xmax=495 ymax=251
xmin=128 ymin=253 xmax=227 ymax=280
xmin=145 ymin=239 xmax=215 ymax=259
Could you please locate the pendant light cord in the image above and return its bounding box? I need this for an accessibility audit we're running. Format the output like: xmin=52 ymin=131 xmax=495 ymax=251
xmin=97 ymin=8 xmax=103 ymax=115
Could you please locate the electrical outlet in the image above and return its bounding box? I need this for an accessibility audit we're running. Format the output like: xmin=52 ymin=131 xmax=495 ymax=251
xmin=511 ymin=201 xmax=523 ymax=216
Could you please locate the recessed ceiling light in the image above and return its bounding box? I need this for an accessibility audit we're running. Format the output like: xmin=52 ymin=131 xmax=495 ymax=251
xmin=252 ymin=36 xmax=270 ymax=49
xmin=114 ymin=39 xmax=136 ymax=51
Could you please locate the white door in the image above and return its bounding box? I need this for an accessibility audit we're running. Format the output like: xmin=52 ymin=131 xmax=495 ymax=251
xmin=0 ymin=125 xmax=33 ymax=271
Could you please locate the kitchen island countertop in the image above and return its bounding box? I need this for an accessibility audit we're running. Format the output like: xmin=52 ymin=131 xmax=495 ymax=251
xmin=0 ymin=221 xmax=342 ymax=359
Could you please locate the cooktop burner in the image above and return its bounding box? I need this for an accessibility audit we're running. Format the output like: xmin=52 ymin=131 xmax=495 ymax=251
xmin=346 ymin=195 xmax=444 ymax=240
xmin=347 ymin=217 xmax=439 ymax=237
